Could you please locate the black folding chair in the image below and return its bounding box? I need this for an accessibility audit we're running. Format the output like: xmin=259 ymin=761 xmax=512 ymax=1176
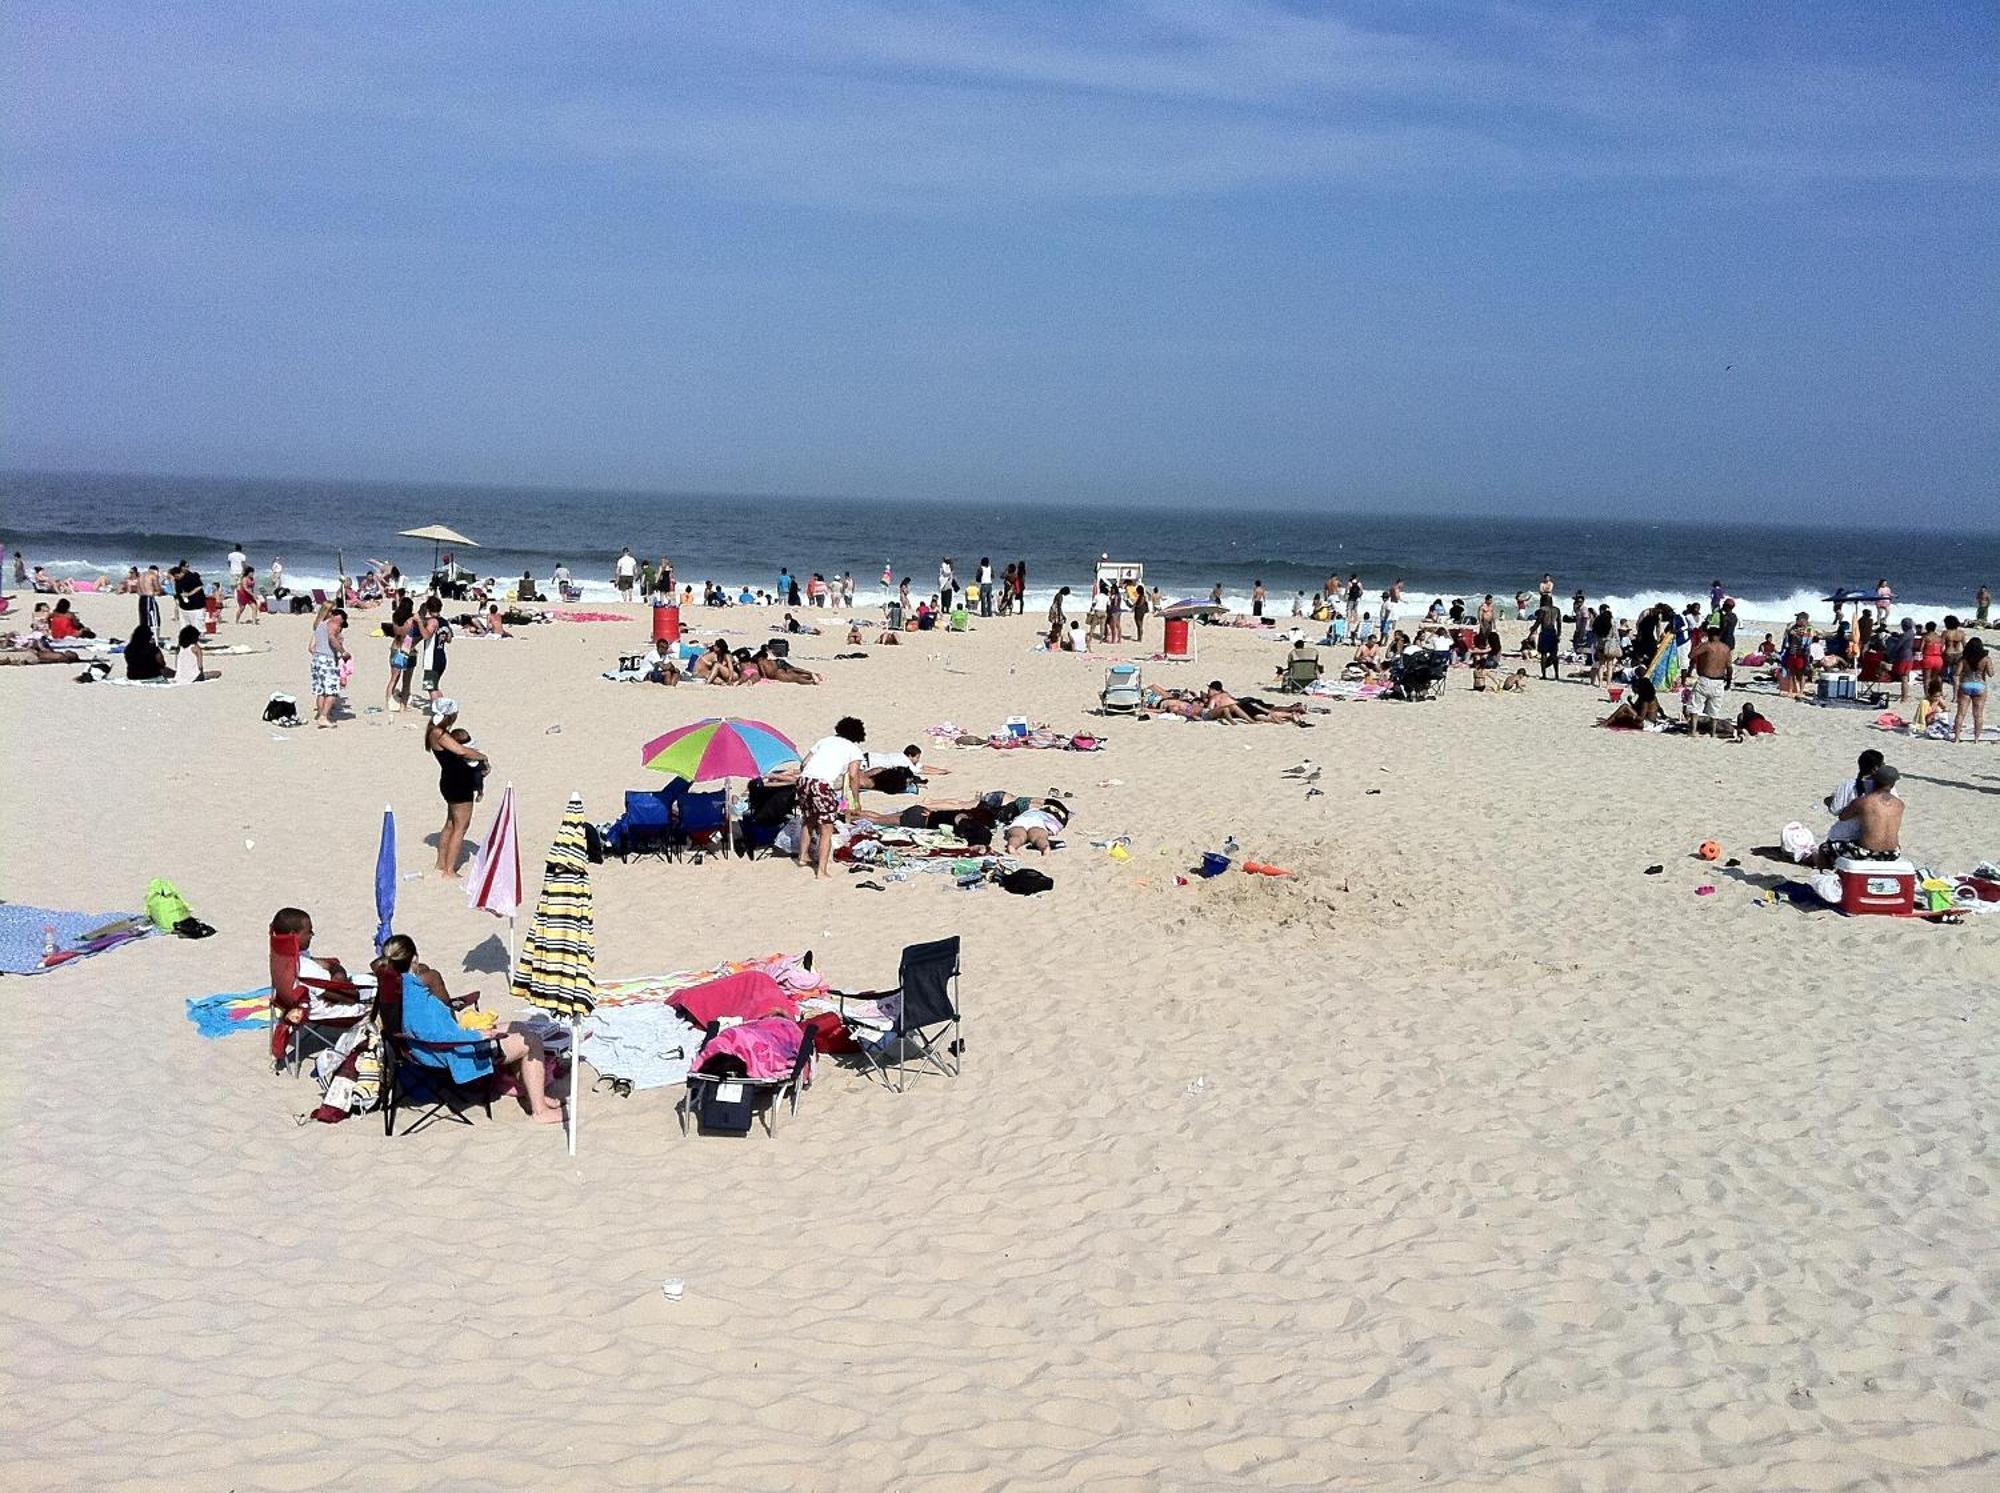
xmin=374 ymin=966 xmax=496 ymax=1136
xmin=834 ymin=936 xmax=963 ymax=1092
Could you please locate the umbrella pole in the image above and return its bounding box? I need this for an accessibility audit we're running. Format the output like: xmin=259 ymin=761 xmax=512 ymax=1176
xmin=726 ymin=776 xmax=736 ymax=859
xmin=567 ymin=1016 xmax=580 ymax=1157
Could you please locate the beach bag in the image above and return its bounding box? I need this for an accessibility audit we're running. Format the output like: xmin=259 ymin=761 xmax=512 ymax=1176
xmin=692 ymin=1059 xmax=756 ymax=1135
xmin=1780 ymin=822 xmax=1817 ymax=864
xmin=1000 ymin=868 xmax=1054 ymax=896
xmin=146 ymin=878 xmax=194 ymax=933
xmin=263 ymin=692 xmax=301 ymax=725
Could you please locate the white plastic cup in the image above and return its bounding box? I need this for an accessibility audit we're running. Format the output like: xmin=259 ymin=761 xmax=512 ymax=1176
xmin=661 ymin=1277 xmax=685 ymax=1302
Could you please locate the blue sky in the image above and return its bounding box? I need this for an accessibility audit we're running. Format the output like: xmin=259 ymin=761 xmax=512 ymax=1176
xmin=4 ymin=2 xmax=1995 ymax=519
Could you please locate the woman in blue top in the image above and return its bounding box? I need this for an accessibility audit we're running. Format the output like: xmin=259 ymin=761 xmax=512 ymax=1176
xmin=382 ymin=935 xmax=565 ymax=1124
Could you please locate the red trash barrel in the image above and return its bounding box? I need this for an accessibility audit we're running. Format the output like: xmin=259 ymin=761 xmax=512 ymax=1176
xmin=204 ymin=593 xmax=222 ymax=636
xmin=1163 ymin=616 xmax=1191 ymax=657
xmin=651 ymin=603 xmax=682 ymax=645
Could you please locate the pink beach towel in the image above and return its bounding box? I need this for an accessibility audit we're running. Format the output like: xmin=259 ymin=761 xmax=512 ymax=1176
xmin=672 ymin=970 xmax=799 ymax=1027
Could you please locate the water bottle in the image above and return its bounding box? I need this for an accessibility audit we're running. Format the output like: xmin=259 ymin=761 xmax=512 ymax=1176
xmin=42 ymin=924 xmax=57 ymax=959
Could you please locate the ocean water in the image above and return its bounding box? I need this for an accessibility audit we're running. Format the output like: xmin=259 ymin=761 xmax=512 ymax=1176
xmin=5 ymin=469 xmax=1996 ymax=627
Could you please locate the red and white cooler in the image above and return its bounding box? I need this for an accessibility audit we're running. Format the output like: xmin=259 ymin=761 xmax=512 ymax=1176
xmin=1834 ymin=855 xmax=1917 ymax=916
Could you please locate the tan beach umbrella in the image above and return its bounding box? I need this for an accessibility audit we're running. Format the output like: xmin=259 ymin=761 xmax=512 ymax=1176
xmin=398 ymin=524 xmax=481 ymax=575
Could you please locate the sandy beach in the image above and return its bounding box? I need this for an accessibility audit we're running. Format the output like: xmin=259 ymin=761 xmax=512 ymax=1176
xmin=4 ymin=593 xmax=1998 ymax=1491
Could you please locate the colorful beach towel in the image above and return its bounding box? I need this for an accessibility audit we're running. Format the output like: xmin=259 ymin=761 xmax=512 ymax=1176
xmin=549 ymin=609 xmax=629 ymax=623
xmin=0 ymin=904 xmax=157 ymax=976
xmin=185 ymin=987 xmax=275 ymax=1038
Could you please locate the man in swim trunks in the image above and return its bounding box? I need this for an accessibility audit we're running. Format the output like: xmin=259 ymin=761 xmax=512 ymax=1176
xmin=1688 ymin=627 xmax=1734 ymax=739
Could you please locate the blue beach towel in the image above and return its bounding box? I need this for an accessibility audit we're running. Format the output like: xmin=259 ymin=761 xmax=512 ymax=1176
xmin=185 ymin=987 xmax=277 ymax=1039
xmin=0 ymin=904 xmax=156 ymax=976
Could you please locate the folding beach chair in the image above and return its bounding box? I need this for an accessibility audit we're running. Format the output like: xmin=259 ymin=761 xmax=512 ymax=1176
xmin=672 ymin=790 xmax=729 ymax=859
xmin=374 ymin=964 xmax=497 ymax=1137
xmin=734 ymin=778 xmax=796 ymax=859
xmin=1277 ymin=651 xmax=1323 ymax=693
xmin=268 ymin=929 xmax=371 ymax=1078
xmin=834 ymin=936 xmax=963 ymax=1092
xmin=1099 ymin=662 xmax=1143 ymax=714
xmin=615 ymin=787 xmax=678 ymax=863
xmin=681 ymin=1019 xmax=816 ymax=1138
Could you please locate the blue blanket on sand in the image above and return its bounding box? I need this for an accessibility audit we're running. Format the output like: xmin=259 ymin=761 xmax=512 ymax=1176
xmin=0 ymin=904 xmax=156 ymax=976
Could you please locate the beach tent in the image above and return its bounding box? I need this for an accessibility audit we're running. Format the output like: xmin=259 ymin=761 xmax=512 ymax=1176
xmin=399 ymin=524 xmax=481 ymax=575
xmin=509 ymin=793 xmax=596 ymax=1155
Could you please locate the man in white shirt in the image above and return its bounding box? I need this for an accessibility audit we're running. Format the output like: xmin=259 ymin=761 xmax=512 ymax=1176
xmin=614 ymin=548 xmax=638 ymax=601
xmin=796 ymin=717 xmax=868 ymax=878
xmin=938 ymin=559 xmax=956 ymax=612
xmin=553 ymin=562 xmax=573 ymax=597
xmin=227 ymin=543 xmax=248 ymax=580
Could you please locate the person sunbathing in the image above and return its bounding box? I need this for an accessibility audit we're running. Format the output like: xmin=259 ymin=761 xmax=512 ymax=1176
xmin=1204 ymin=683 xmax=1310 ymax=725
xmin=782 ymin=612 xmax=820 ymax=635
xmin=174 ymin=624 xmax=221 ymax=681
xmin=1004 ymin=799 xmax=1070 ymax=854
xmin=123 ymin=624 xmax=167 ymax=681
xmin=1599 ymin=675 xmax=1659 ymax=727
xmin=693 ymin=638 xmax=739 ymax=684
xmin=740 ymin=645 xmax=821 ymax=685
xmin=1346 ymin=639 xmax=1386 ymax=677
xmin=1137 ymin=686 xmax=1207 ymax=720
xmin=0 ymin=639 xmax=78 ymax=666
xmin=379 ymin=935 xmax=564 ymax=1125
xmin=47 ymin=599 xmax=94 ymax=641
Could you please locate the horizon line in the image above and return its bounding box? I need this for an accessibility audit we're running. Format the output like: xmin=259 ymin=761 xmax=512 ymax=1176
xmin=1 ymin=463 xmax=1989 ymax=539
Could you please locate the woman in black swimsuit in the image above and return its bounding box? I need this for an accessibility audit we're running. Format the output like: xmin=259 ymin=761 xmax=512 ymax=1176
xmin=425 ymin=700 xmax=489 ymax=877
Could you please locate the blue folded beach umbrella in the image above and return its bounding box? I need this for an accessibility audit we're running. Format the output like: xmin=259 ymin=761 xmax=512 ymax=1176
xmin=374 ymin=805 xmax=396 ymax=954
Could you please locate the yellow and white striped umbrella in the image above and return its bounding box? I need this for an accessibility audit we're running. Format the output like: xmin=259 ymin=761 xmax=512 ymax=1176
xmin=509 ymin=794 xmax=596 ymax=1020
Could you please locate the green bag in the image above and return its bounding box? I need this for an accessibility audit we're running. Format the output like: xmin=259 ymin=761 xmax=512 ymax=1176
xmin=146 ymin=878 xmax=194 ymax=933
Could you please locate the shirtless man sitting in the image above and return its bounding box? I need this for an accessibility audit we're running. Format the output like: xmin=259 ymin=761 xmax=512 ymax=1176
xmin=1823 ymin=765 xmax=1905 ymax=866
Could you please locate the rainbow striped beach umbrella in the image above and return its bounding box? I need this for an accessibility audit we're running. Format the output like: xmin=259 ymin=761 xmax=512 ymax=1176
xmin=640 ymin=717 xmax=800 ymax=783
xmin=510 ymin=793 xmax=596 ymax=1154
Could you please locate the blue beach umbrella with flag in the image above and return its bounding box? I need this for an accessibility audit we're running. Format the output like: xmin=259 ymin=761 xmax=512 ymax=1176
xmin=373 ymin=805 xmax=396 ymax=954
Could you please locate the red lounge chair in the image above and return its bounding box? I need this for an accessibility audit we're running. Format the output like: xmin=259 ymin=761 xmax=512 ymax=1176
xmin=268 ymin=929 xmax=370 ymax=1077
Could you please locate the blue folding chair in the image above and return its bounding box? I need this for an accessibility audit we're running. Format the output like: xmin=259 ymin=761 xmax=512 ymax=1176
xmin=617 ymin=787 xmax=679 ymax=862
xmin=673 ymin=790 xmax=729 ymax=860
